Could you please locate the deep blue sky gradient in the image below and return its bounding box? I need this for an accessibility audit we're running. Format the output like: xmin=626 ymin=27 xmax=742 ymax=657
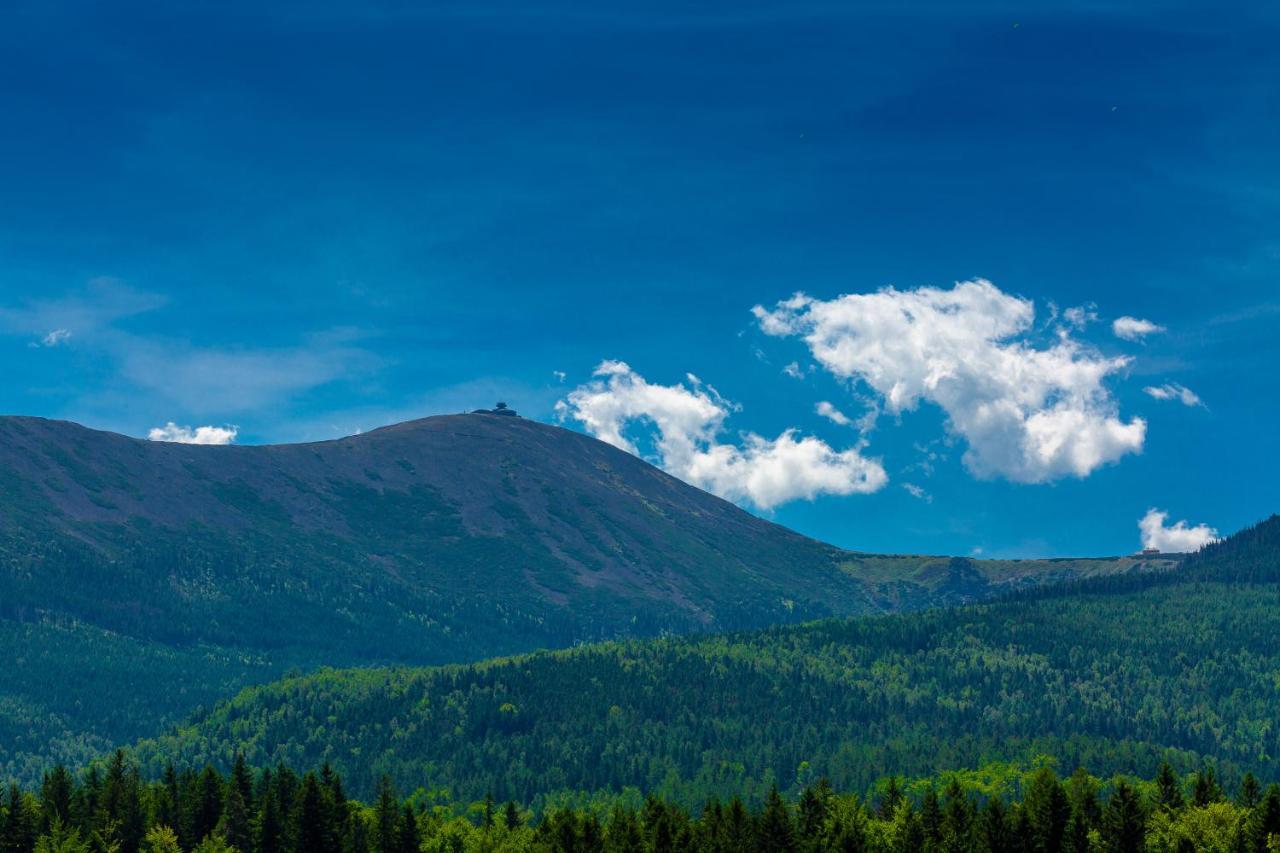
xmin=2 ymin=1 xmax=1277 ymax=556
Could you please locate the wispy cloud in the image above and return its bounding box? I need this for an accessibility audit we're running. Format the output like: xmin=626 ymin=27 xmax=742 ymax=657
xmin=2 ymin=280 xmax=382 ymax=421
xmin=0 ymin=278 xmax=165 ymax=340
xmin=32 ymin=329 xmax=72 ymax=348
xmin=1112 ymin=315 xmax=1165 ymax=341
xmin=902 ymin=482 xmax=932 ymax=503
xmin=815 ymin=400 xmax=852 ymax=426
xmin=1143 ymin=383 xmax=1203 ymax=408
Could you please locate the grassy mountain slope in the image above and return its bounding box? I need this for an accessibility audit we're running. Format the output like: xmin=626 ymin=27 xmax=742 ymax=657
xmin=0 ymin=412 xmax=1175 ymax=780
xmin=131 ymin=517 xmax=1279 ymax=806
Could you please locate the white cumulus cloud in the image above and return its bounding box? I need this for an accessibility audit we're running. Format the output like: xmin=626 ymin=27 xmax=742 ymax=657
xmin=557 ymin=361 xmax=887 ymax=509
xmin=148 ymin=422 xmax=239 ymax=445
xmin=753 ymin=279 xmax=1146 ymax=484
xmin=1112 ymin=316 xmax=1165 ymax=341
xmin=1139 ymin=508 xmax=1218 ymax=552
xmin=1143 ymin=383 xmax=1203 ymax=407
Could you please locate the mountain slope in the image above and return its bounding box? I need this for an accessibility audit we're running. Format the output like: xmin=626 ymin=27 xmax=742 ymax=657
xmin=131 ymin=516 xmax=1280 ymax=805
xmin=0 ymin=411 xmax=1174 ymax=780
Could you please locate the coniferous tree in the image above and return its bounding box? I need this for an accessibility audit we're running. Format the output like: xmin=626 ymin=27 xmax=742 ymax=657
xmin=218 ymin=784 xmax=251 ymax=853
xmin=725 ymin=799 xmax=754 ymax=853
xmin=581 ymin=812 xmax=604 ymax=853
xmin=2 ymin=783 xmax=36 ymax=853
xmin=255 ymin=781 xmax=283 ymax=853
xmin=878 ymin=778 xmax=904 ymax=821
xmin=372 ymin=777 xmax=399 ymax=853
xmin=1192 ymin=767 xmax=1224 ymax=807
xmin=292 ymin=773 xmax=331 ymax=853
xmin=191 ymin=768 xmax=221 ymax=846
xmin=940 ymin=780 xmax=974 ymax=853
xmin=1154 ymin=763 xmax=1185 ymax=813
xmin=797 ymin=779 xmax=832 ymax=847
xmin=1063 ymin=768 xmax=1099 ymax=853
xmin=1022 ymin=767 xmax=1070 ymax=853
xmin=39 ymin=768 xmax=73 ymax=836
xmin=1100 ymin=781 xmax=1145 ymax=853
xmin=889 ymin=800 xmax=924 ymax=853
xmin=503 ymin=801 xmax=522 ymax=832
xmin=920 ymin=786 xmax=942 ymax=850
xmin=977 ymin=796 xmax=1012 ymax=853
xmin=230 ymin=755 xmax=254 ymax=818
xmin=757 ymin=787 xmax=796 ymax=853
xmin=602 ymin=804 xmax=643 ymax=853
xmin=394 ymin=804 xmax=418 ymax=853
xmin=828 ymin=795 xmax=869 ymax=853
xmin=141 ymin=825 xmax=180 ymax=853
xmin=36 ymin=819 xmax=89 ymax=853
xmin=1246 ymin=786 xmax=1280 ymax=853
xmin=1239 ymin=773 xmax=1262 ymax=809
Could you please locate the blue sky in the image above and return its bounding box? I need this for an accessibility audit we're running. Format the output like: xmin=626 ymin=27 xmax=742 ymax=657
xmin=1 ymin=0 xmax=1276 ymax=557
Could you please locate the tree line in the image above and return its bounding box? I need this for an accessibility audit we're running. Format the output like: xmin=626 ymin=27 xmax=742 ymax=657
xmin=3 ymin=752 xmax=1280 ymax=853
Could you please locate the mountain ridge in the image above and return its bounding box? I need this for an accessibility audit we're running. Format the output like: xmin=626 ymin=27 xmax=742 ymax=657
xmin=0 ymin=410 xmax=1180 ymax=782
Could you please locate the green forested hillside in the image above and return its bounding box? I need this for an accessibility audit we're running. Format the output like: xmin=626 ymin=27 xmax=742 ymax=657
xmin=130 ymin=518 xmax=1280 ymax=808
xmin=0 ymin=413 xmax=1172 ymax=782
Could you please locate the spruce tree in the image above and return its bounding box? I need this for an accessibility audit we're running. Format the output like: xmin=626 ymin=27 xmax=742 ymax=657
xmin=292 ymin=774 xmax=330 ymax=853
xmin=603 ymin=805 xmax=643 ymax=853
xmin=255 ymin=782 xmax=283 ymax=853
xmin=191 ymin=768 xmax=222 ymax=846
xmin=394 ymin=804 xmax=418 ymax=853
xmin=372 ymin=777 xmax=398 ymax=853
xmin=726 ymin=798 xmax=754 ymax=853
xmin=878 ymin=778 xmax=904 ymax=821
xmin=1 ymin=783 xmax=36 ymax=853
xmin=940 ymin=780 xmax=973 ymax=853
xmin=218 ymin=785 xmax=251 ymax=853
xmin=757 ymin=787 xmax=796 ymax=853
xmin=1100 ymin=781 xmax=1145 ymax=853
xmin=1246 ymin=786 xmax=1280 ymax=853
xmin=920 ymin=786 xmax=942 ymax=849
xmin=1154 ymin=763 xmax=1184 ymax=813
xmin=1238 ymin=773 xmax=1262 ymax=809
xmin=977 ymin=797 xmax=1012 ymax=853
xmin=39 ymin=768 xmax=73 ymax=836
xmin=1022 ymin=767 xmax=1070 ymax=853
xmin=230 ymin=755 xmax=254 ymax=817
xmin=797 ymin=779 xmax=832 ymax=845
xmin=1192 ymin=767 xmax=1223 ymax=807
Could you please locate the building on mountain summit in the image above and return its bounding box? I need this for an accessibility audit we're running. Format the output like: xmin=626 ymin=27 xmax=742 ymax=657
xmin=472 ymin=402 xmax=519 ymax=416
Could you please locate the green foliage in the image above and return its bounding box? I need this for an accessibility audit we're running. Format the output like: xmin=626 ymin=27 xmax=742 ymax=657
xmin=131 ymin=579 xmax=1280 ymax=805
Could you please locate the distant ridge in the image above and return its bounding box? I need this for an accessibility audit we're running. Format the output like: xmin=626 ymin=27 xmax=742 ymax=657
xmin=130 ymin=514 xmax=1279 ymax=804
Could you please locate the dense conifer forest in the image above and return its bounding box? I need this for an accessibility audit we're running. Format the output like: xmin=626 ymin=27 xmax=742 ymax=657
xmin=2 ymin=753 xmax=1279 ymax=853
xmin=124 ymin=516 xmax=1280 ymax=807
